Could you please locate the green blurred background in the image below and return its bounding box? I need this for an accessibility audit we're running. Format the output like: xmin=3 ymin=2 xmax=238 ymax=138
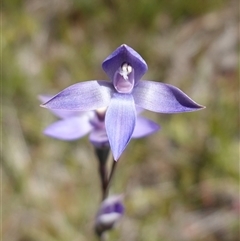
xmin=3 ymin=0 xmax=239 ymax=240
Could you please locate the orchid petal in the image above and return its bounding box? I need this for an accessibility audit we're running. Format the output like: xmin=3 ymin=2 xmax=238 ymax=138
xmin=44 ymin=116 xmax=92 ymax=140
xmin=132 ymin=117 xmax=160 ymax=138
xmin=102 ymin=44 xmax=148 ymax=83
xmin=105 ymin=93 xmax=136 ymax=161
xmin=133 ymin=80 xmax=205 ymax=113
xmin=136 ymin=106 xmax=144 ymax=114
xmin=41 ymin=80 xmax=114 ymax=111
xmin=39 ymin=95 xmax=84 ymax=119
xmin=38 ymin=95 xmax=53 ymax=103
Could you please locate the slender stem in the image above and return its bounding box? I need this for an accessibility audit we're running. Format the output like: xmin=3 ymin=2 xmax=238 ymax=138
xmin=94 ymin=147 xmax=110 ymax=200
xmin=99 ymin=162 xmax=108 ymax=200
xmin=95 ymin=157 xmax=118 ymax=240
xmin=108 ymin=158 xmax=117 ymax=187
xmin=103 ymin=158 xmax=117 ymax=199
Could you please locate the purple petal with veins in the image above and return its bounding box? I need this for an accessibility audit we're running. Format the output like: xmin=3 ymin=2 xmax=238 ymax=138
xmin=105 ymin=93 xmax=136 ymax=161
xmin=132 ymin=116 xmax=160 ymax=138
xmin=44 ymin=115 xmax=93 ymax=141
xmin=133 ymin=80 xmax=205 ymax=113
xmin=41 ymin=80 xmax=113 ymax=111
xmin=39 ymin=95 xmax=82 ymax=119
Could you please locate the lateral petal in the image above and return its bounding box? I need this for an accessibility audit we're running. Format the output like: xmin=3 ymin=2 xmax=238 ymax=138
xmin=132 ymin=116 xmax=160 ymax=138
xmin=44 ymin=115 xmax=92 ymax=141
xmin=105 ymin=93 xmax=136 ymax=161
xmin=133 ymin=80 xmax=205 ymax=113
xmin=41 ymin=80 xmax=113 ymax=111
xmin=39 ymin=95 xmax=83 ymax=119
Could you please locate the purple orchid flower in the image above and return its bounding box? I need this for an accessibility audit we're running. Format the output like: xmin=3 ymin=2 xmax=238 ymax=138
xmin=41 ymin=44 xmax=204 ymax=160
xmin=95 ymin=195 xmax=124 ymax=235
xmin=40 ymin=95 xmax=160 ymax=148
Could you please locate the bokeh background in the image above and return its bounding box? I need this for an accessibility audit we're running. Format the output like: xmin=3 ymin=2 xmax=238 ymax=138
xmin=3 ymin=0 xmax=239 ymax=240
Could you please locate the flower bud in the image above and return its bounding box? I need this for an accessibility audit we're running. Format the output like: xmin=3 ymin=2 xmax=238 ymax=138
xmin=95 ymin=195 xmax=124 ymax=235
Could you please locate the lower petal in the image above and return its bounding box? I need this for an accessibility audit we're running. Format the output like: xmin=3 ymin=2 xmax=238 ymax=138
xmin=44 ymin=116 xmax=92 ymax=141
xmin=105 ymin=93 xmax=136 ymax=161
xmin=132 ymin=116 xmax=160 ymax=138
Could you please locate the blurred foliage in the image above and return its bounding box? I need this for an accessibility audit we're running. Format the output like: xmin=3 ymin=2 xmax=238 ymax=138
xmin=3 ymin=0 xmax=239 ymax=241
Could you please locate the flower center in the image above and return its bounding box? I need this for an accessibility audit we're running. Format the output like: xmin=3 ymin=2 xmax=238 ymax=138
xmin=96 ymin=107 xmax=107 ymax=121
xmin=89 ymin=109 xmax=106 ymax=129
xmin=113 ymin=63 xmax=134 ymax=93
